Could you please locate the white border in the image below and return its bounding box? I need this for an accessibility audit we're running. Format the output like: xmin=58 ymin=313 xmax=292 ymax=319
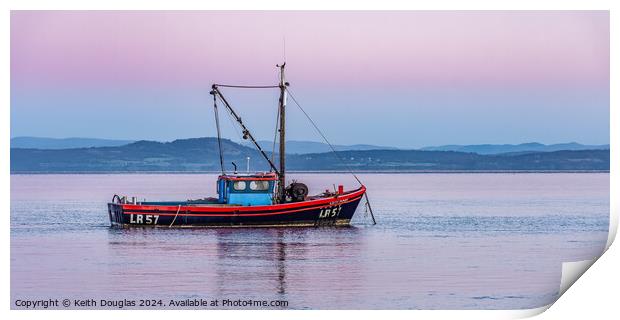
xmin=2 ymin=1 xmax=617 ymax=319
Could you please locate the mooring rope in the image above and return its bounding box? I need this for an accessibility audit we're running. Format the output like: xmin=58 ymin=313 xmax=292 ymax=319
xmin=286 ymin=88 xmax=377 ymax=225
xmin=364 ymin=194 xmax=377 ymax=225
xmin=169 ymin=205 xmax=182 ymax=228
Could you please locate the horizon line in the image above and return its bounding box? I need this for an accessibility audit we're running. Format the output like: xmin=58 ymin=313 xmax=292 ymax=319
xmin=9 ymin=135 xmax=611 ymax=149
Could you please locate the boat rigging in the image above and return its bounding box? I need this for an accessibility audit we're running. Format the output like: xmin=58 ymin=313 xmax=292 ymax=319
xmin=108 ymin=63 xmax=376 ymax=227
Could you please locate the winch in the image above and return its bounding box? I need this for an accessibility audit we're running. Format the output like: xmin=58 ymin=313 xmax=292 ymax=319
xmin=285 ymin=182 xmax=309 ymax=202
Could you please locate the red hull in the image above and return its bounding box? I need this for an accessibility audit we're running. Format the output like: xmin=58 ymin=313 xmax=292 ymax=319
xmin=108 ymin=186 xmax=366 ymax=227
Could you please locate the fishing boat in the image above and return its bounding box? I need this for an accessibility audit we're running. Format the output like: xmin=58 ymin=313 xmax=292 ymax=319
xmin=107 ymin=63 xmax=375 ymax=228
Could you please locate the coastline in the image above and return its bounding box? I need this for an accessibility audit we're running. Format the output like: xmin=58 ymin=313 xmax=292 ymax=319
xmin=9 ymin=170 xmax=611 ymax=175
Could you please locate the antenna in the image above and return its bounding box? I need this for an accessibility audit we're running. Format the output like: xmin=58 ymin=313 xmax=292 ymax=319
xmin=283 ymin=36 xmax=286 ymax=63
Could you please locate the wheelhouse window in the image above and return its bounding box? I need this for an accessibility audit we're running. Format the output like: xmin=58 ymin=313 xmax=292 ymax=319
xmin=249 ymin=180 xmax=270 ymax=191
xmin=233 ymin=181 xmax=247 ymax=191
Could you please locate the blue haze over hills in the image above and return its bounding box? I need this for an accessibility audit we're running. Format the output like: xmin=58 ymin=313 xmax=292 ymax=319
xmin=420 ymin=142 xmax=610 ymax=155
xmin=10 ymin=137 xmax=135 ymax=150
xmin=9 ymin=137 xmax=610 ymax=173
xmin=10 ymin=136 xmax=609 ymax=155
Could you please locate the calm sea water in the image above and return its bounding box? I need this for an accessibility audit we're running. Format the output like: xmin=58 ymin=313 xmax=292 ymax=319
xmin=10 ymin=173 xmax=609 ymax=309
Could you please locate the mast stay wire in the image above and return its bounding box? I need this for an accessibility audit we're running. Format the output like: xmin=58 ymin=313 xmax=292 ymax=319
xmin=213 ymin=84 xmax=279 ymax=89
xmin=271 ymin=104 xmax=280 ymax=166
xmin=285 ymin=88 xmax=361 ymax=184
xmin=219 ymin=96 xmax=245 ymax=141
xmin=213 ymin=93 xmax=248 ymax=174
xmin=285 ymin=87 xmax=376 ymax=225
xmin=212 ymin=92 xmax=225 ymax=175
xmin=211 ymin=87 xmax=255 ymax=175
xmin=207 ymin=82 xmax=376 ymax=225
xmin=216 ymin=94 xmax=251 ymax=147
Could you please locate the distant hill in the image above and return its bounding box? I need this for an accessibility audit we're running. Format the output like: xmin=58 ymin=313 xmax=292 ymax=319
xmin=11 ymin=137 xmax=269 ymax=173
xmin=420 ymin=142 xmax=610 ymax=155
xmin=10 ymin=137 xmax=609 ymax=173
xmin=14 ymin=136 xmax=608 ymax=157
xmin=11 ymin=136 xmax=397 ymax=154
xmin=11 ymin=137 xmax=135 ymax=149
xmin=248 ymin=140 xmax=399 ymax=154
xmin=287 ymin=149 xmax=609 ymax=171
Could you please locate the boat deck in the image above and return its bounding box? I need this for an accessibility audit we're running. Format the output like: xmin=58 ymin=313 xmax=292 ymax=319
xmin=129 ymin=190 xmax=352 ymax=208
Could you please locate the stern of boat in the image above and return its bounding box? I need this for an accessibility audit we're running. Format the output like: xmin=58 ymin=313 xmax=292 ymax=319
xmin=107 ymin=202 xmax=124 ymax=227
xmin=108 ymin=195 xmax=129 ymax=227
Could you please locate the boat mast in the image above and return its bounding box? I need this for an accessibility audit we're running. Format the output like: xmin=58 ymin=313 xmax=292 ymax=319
xmin=277 ymin=63 xmax=287 ymax=203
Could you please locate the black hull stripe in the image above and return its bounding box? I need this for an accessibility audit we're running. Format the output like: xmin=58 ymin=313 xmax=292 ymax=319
xmin=111 ymin=219 xmax=352 ymax=228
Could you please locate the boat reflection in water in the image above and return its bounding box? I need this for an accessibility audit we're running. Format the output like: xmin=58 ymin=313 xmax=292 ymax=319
xmin=107 ymin=226 xmax=364 ymax=307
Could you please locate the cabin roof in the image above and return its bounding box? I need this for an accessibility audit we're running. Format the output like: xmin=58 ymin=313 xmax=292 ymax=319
xmin=218 ymin=172 xmax=278 ymax=181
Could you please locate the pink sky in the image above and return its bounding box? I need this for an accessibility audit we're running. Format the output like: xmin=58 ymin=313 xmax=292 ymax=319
xmin=10 ymin=11 xmax=609 ymax=147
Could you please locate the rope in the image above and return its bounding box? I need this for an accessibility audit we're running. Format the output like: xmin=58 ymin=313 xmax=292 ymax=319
xmin=286 ymin=88 xmax=363 ymax=185
xmin=169 ymin=205 xmax=182 ymax=228
xmin=221 ymin=98 xmax=245 ymax=142
xmin=214 ymin=84 xmax=279 ymax=89
xmin=205 ymin=84 xmax=378 ymax=225
xmin=270 ymin=103 xmax=280 ymax=166
xmin=215 ymin=94 xmax=246 ymax=146
xmin=364 ymin=193 xmax=377 ymax=225
xmin=213 ymin=93 xmax=225 ymax=175
xmin=214 ymin=89 xmax=280 ymax=175
xmin=286 ymin=88 xmax=377 ymax=225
